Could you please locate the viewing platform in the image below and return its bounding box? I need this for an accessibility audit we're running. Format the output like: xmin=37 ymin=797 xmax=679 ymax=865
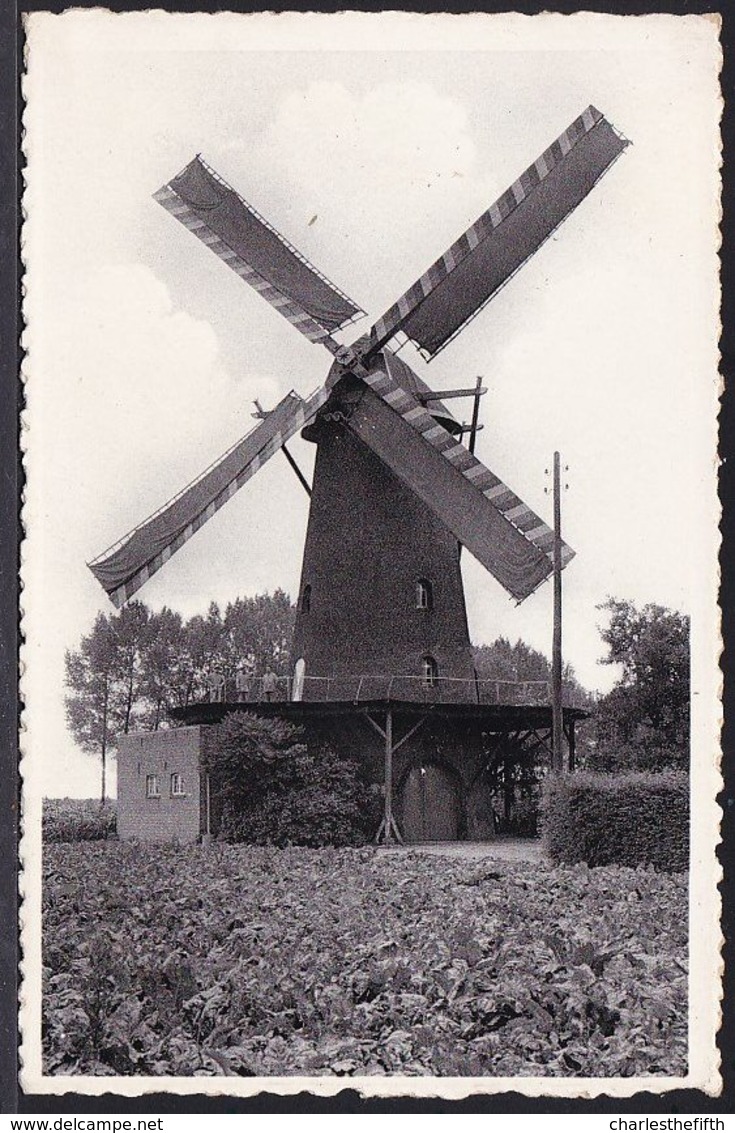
xmin=170 ymin=672 xmax=588 ymax=781
xmin=192 ymin=673 xmax=567 ymax=707
xmin=171 ymin=673 xmax=588 ymax=734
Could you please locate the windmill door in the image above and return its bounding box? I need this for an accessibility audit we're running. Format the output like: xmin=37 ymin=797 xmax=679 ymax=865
xmin=401 ymin=764 xmax=460 ymax=842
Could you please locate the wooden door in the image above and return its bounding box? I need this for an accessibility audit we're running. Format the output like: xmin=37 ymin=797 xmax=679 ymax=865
xmin=401 ymin=763 xmax=460 ymax=842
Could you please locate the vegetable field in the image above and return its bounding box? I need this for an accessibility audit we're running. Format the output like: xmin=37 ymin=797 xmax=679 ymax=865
xmin=43 ymin=844 xmax=687 ymax=1078
xmin=43 ymin=798 xmax=116 ymax=843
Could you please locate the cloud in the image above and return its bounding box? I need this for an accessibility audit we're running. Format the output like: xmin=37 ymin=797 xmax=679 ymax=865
xmin=33 ymin=262 xmax=277 ymax=551
xmin=260 ymin=80 xmax=476 ymax=194
xmin=236 ymin=81 xmax=490 ymax=316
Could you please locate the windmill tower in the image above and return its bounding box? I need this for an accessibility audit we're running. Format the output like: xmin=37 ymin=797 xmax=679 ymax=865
xmin=292 ymin=353 xmax=478 ymax=703
xmin=92 ymin=106 xmax=627 ymax=842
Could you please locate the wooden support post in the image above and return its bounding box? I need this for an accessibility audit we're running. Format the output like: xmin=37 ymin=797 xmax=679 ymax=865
xmin=384 ymin=708 xmax=394 ymax=842
xmin=419 ymin=385 xmax=488 ymax=402
xmin=202 ymin=772 xmax=212 ymax=845
xmin=392 ymin=714 xmax=426 ymax=755
xmin=468 ymin=375 xmax=484 ymax=456
xmin=366 ymin=709 xmax=407 ymax=844
xmin=100 ymin=676 xmax=108 ymax=805
xmin=252 ymin=400 xmax=311 ymax=497
xmin=364 ymin=712 xmax=386 ymax=741
xmin=457 ymin=375 xmax=486 ymax=567
xmin=551 ymin=451 xmax=564 ymax=773
xmin=504 ymin=772 xmax=513 ymax=825
xmin=568 ymin=718 xmax=576 ymax=773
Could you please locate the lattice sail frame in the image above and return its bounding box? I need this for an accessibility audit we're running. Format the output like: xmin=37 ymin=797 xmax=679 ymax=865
xmin=153 ymin=155 xmax=364 ymax=352
xmin=366 ymin=105 xmax=627 ymax=358
xmin=370 ymin=353 xmax=572 ymax=575
xmin=89 ymin=387 xmax=330 ymax=608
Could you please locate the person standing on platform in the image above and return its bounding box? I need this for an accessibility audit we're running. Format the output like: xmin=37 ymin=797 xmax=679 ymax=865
xmin=235 ymin=667 xmax=250 ymax=702
xmin=208 ymin=670 xmax=225 ymax=703
xmin=261 ymin=666 xmax=278 ymax=702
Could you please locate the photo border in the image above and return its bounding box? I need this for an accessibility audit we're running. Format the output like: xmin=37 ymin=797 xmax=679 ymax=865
xmin=10 ymin=0 xmax=733 ymax=1113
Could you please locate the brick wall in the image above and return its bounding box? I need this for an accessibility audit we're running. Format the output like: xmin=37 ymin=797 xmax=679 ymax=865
xmin=292 ymin=421 xmax=477 ymax=702
xmin=117 ymin=726 xmax=203 ymax=843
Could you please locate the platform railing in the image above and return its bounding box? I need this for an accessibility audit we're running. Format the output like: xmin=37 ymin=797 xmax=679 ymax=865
xmin=205 ymin=673 xmax=561 ymax=707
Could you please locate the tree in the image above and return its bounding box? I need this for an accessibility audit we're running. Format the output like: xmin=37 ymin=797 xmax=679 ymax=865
xmin=139 ymin=607 xmax=188 ymax=728
xmin=203 ymin=712 xmax=378 ymax=846
xmin=222 ymin=589 xmax=295 ymax=678
xmin=65 ymin=601 xmax=152 ymax=798
xmin=179 ymin=602 xmax=226 ymax=706
xmin=64 ymin=614 xmax=117 ymax=802
xmin=175 ymin=592 xmax=296 ymax=703
xmin=65 ymin=591 xmax=299 ymax=792
xmin=107 ymin=601 xmax=150 ymax=736
xmin=591 ymin=598 xmax=690 ymax=771
xmin=473 ymin=637 xmax=589 ymax=707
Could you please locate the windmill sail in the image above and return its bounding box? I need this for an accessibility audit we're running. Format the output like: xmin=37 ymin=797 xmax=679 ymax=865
xmin=367 ymin=106 xmax=628 ymax=359
xmin=154 ymin=156 xmax=364 ymax=346
xmin=343 ymin=356 xmax=572 ymax=602
xmin=89 ymin=388 xmax=328 ymax=607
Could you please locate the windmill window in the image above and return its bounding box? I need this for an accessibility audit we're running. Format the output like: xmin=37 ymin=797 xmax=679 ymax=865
xmin=301 ymin=584 xmax=312 ymax=613
xmin=145 ymin=774 xmax=160 ymax=799
xmin=170 ymin=773 xmax=185 ymax=797
xmin=422 ymin=655 xmax=439 ymax=687
xmin=416 ymin=578 xmax=433 ymax=610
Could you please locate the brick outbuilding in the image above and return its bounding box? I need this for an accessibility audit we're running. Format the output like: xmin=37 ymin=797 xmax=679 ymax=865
xmin=117 ymin=726 xmax=206 ymax=843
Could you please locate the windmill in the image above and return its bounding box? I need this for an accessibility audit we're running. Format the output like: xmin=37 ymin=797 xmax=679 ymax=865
xmin=93 ymin=105 xmax=628 ymax=843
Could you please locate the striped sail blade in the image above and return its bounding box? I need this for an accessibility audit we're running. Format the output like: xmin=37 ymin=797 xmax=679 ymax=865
xmin=367 ymin=107 xmax=628 ymax=359
xmin=89 ymin=388 xmax=329 ymax=607
xmin=154 ymin=156 xmax=364 ymax=347
xmin=344 ymin=356 xmax=573 ymax=602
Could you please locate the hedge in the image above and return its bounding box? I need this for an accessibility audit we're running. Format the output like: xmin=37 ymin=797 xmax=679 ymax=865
xmin=541 ymin=771 xmax=688 ymax=871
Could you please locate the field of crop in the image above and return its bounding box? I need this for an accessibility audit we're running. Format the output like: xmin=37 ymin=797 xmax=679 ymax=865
xmin=43 ymin=843 xmax=687 ymax=1078
xmin=43 ymin=798 xmax=116 ymax=843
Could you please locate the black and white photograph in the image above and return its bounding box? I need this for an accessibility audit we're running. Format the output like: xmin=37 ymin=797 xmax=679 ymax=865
xmin=20 ymin=10 xmax=722 ymax=1098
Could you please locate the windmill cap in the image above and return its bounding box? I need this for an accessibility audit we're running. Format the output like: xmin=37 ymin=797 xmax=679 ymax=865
xmin=380 ymin=349 xmax=459 ymax=432
xmin=324 ymin=348 xmax=461 ymax=434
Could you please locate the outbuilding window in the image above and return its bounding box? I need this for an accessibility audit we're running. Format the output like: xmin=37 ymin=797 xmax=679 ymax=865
xmin=301 ymin=584 xmax=312 ymax=613
xmin=145 ymin=774 xmax=160 ymax=799
xmin=416 ymin=578 xmax=433 ymax=610
xmin=170 ymin=773 xmax=184 ymax=797
xmin=422 ymin=655 xmax=439 ymax=688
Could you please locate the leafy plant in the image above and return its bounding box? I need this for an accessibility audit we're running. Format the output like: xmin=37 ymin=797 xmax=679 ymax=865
xmin=43 ymin=843 xmax=687 ymax=1078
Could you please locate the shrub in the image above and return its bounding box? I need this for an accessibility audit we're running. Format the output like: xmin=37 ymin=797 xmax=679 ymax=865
xmin=541 ymin=770 xmax=688 ymax=871
xmin=204 ymin=713 xmax=380 ymax=847
xmin=43 ymin=798 xmax=117 ymax=843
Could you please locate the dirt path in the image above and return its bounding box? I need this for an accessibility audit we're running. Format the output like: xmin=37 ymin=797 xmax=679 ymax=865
xmin=378 ymin=838 xmax=543 ymax=864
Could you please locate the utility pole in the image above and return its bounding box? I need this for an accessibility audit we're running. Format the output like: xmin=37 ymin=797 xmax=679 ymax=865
xmin=100 ymin=675 xmax=108 ymax=805
xmin=551 ymin=451 xmax=564 ymax=773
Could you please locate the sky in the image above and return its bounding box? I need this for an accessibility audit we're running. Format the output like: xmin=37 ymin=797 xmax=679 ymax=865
xmin=22 ymin=12 xmax=721 ymax=798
